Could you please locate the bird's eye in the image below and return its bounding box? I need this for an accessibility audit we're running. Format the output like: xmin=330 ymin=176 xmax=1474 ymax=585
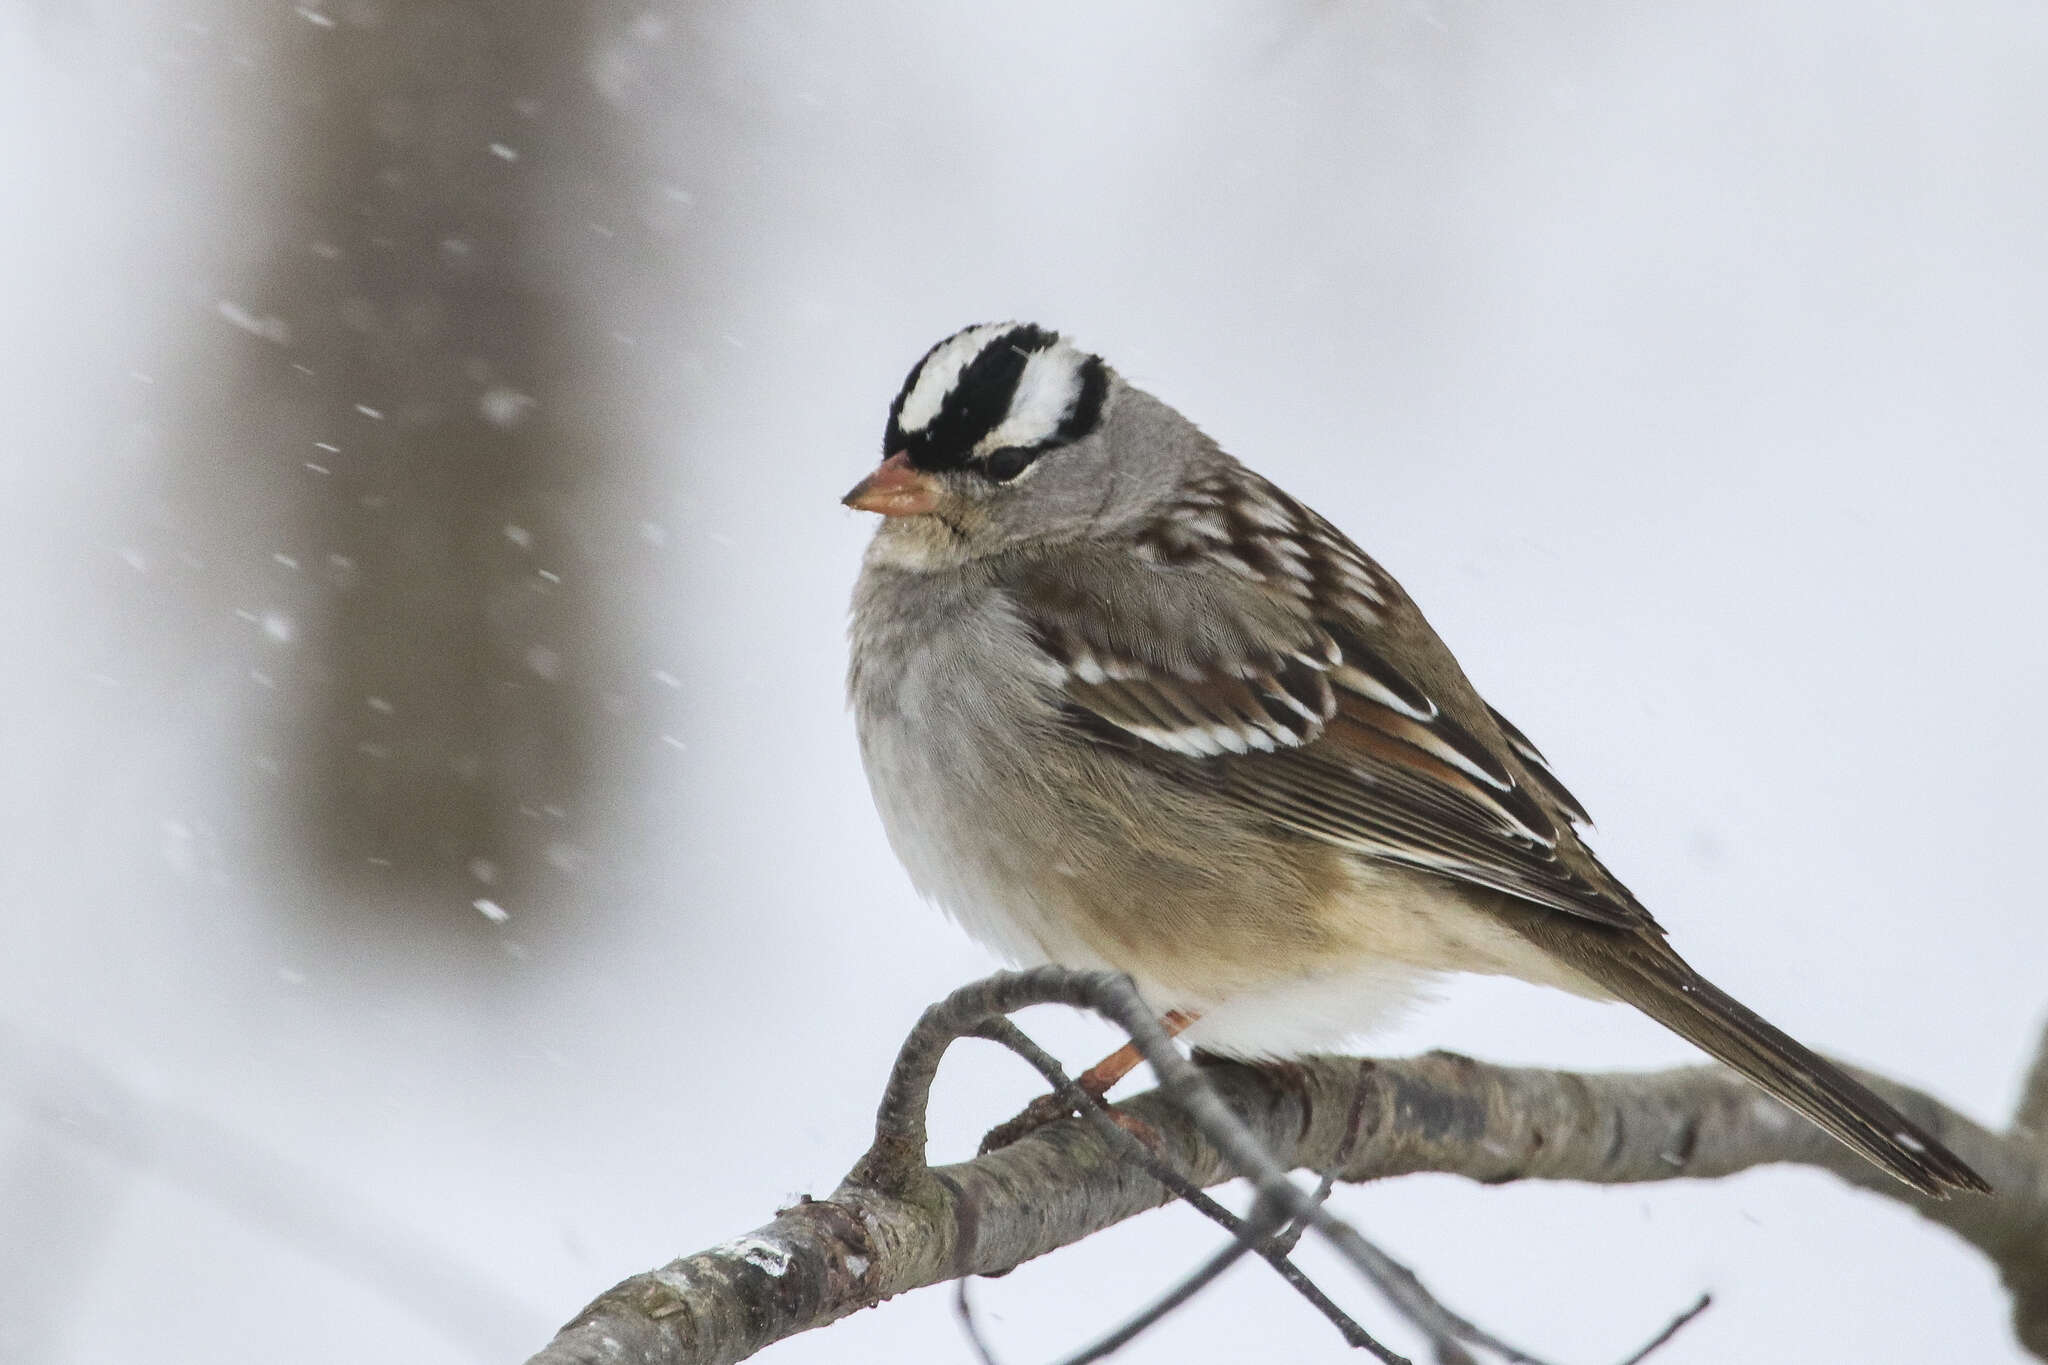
xmin=982 ymin=446 xmax=1036 ymax=483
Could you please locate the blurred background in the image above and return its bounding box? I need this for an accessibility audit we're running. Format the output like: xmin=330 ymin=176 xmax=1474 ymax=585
xmin=2 ymin=2 xmax=2043 ymax=1361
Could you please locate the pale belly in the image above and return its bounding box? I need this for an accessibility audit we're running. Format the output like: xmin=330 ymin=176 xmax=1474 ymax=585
xmin=865 ymin=714 xmax=1600 ymax=1058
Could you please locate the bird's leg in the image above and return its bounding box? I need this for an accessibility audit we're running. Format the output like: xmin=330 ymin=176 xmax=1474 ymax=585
xmin=980 ymin=1010 xmax=1199 ymax=1154
xmin=1073 ymin=1009 xmax=1199 ymax=1099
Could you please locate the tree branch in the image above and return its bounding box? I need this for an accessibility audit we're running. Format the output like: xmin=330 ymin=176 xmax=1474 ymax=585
xmin=525 ymin=973 xmax=2036 ymax=1365
xmin=964 ymin=1018 xmax=1401 ymax=1360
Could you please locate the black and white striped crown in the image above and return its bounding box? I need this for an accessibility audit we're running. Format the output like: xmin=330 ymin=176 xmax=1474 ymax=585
xmin=884 ymin=323 xmax=1109 ymax=476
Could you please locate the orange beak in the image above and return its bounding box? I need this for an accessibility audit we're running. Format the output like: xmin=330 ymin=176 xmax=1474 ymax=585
xmin=841 ymin=450 xmax=938 ymax=517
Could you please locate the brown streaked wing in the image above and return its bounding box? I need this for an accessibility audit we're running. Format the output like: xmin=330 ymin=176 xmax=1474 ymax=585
xmin=1030 ymin=606 xmax=1643 ymax=931
xmin=1486 ymin=702 xmax=1595 ymax=827
xmin=1028 ymin=617 xmax=1336 ymax=759
xmin=1203 ymin=710 xmax=1642 ymax=928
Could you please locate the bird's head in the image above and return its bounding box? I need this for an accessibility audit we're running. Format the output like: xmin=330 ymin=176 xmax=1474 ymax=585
xmin=845 ymin=323 xmax=1198 ymax=568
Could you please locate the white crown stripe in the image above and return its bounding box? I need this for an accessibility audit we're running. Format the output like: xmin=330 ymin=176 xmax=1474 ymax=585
xmin=894 ymin=323 xmax=1013 ymax=436
xmin=974 ymin=345 xmax=1088 ymax=455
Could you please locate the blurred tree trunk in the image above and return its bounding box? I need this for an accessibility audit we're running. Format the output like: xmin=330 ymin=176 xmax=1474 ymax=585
xmin=186 ymin=1 xmax=623 ymax=921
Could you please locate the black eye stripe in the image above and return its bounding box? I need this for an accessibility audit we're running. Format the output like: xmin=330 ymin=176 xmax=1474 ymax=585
xmin=982 ymin=446 xmax=1036 ymax=482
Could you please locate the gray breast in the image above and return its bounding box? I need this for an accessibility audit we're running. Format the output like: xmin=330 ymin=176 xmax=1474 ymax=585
xmin=848 ymin=560 xmax=1109 ymax=968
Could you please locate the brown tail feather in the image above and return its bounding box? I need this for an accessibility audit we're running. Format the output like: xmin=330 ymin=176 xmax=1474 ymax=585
xmin=1583 ymin=942 xmax=1987 ymax=1197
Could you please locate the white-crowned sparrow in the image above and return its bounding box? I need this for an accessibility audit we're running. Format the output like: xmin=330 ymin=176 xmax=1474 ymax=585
xmin=844 ymin=321 xmax=1985 ymax=1197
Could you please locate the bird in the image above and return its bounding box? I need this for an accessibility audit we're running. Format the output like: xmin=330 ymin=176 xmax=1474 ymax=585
xmin=842 ymin=321 xmax=1986 ymax=1197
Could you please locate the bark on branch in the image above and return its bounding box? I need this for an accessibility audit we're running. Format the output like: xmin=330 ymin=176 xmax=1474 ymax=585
xmin=526 ymin=971 xmax=2043 ymax=1365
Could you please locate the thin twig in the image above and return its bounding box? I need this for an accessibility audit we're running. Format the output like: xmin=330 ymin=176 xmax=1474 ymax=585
xmin=1055 ymin=1223 xmax=1268 ymax=1365
xmin=955 ymin=1278 xmax=1002 ymax=1365
xmin=1269 ymin=1061 xmax=1376 ymax=1261
xmin=976 ymin=1012 xmax=1679 ymax=1365
xmin=1613 ymin=1292 xmax=1713 ymax=1365
xmin=853 ymin=969 xmax=1400 ymax=1291
xmin=983 ymin=974 xmax=1418 ymax=1282
xmin=969 ymin=1020 xmax=1402 ymax=1361
xmin=1332 ymin=1231 xmax=1554 ymax=1365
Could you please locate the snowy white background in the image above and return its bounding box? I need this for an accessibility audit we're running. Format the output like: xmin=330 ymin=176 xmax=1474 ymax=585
xmin=2 ymin=3 xmax=2043 ymax=1362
